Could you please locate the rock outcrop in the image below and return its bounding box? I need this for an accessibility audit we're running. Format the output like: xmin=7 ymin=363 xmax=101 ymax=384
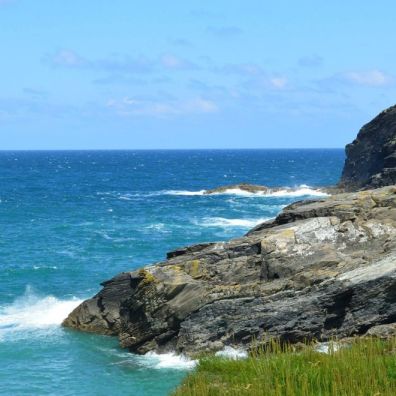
xmin=63 ymin=186 xmax=396 ymax=355
xmin=204 ymin=183 xmax=279 ymax=195
xmin=340 ymin=105 xmax=396 ymax=191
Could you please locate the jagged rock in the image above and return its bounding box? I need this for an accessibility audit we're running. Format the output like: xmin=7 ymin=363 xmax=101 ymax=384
xmin=63 ymin=186 xmax=396 ymax=355
xmin=340 ymin=105 xmax=396 ymax=191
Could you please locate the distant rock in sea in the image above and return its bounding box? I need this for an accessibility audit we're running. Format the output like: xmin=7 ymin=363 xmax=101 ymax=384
xmin=63 ymin=104 xmax=396 ymax=355
xmin=203 ymin=183 xmax=275 ymax=195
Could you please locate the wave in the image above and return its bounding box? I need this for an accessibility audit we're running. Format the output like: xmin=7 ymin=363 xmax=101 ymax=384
xmin=142 ymin=351 xmax=197 ymax=370
xmin=195 ymin=217 xmax=270 ymax=228
xmin=264 ymin=185 xmax=329 ymax=197
xmin=33 ymin=265 xmax=58 ymax=270
xmin=162 ymin=190 xmax=206 ymax=196
xmin=107 ymin=349 xmax=196 ymax=370
xmin=215 ymin=346 xmax=248 ymax=360
xmin=0 ymin=286 xmax=82 ymax=340
xmin=162 ymin=185 xmax=328 ymax=198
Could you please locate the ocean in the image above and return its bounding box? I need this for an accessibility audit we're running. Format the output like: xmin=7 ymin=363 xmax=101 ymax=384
xmin=0 ymin=149 xmax=344 ymax=396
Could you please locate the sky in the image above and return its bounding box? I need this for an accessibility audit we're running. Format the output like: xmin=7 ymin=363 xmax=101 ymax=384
xmin=1 ymin=1 xmax=395 ymax=149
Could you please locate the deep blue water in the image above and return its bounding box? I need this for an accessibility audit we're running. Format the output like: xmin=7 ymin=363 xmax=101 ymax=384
xmin=0 ymin=149 xmax=344 ymax=395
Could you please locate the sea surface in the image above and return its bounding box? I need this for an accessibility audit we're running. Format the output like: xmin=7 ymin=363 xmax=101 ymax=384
xmin=0 ymin=149 xmax=345 ymax=396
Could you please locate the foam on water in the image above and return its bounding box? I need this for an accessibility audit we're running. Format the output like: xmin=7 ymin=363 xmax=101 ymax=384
xmin=162 ymin=185 xmax=328 ymax=198
xmin=315 ymin=342 xmax=343 ymax=354
xmin=0 ymin=286 xmax=82 ymax=339
xmin=142 ymin=352 xmax=197 ymax=370
xmin=108 ymin=349 xmax=197 ymax=370
xmin=215 ymin=346 xmax=248 ymax=359
xmin=163 ymin=190 xmax=207 ymax=196
xmin=195 ymin=217 xmax=269 ymax=228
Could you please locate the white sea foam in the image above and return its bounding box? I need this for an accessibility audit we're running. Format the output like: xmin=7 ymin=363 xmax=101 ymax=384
xmin=108 ymin=349 xmax=197 ymax=370
xmin=215 ymin=346 xmax=248 ymax=360
xmin=0 ymin=287 xmax=82 ymax=339
xmin=142 ymin=352 xmax=197 ymax=370
xmin=315 ymin=342 xmax=342 ymax=354
xmin=162 ymin=185 xmax=328 ymax=198
xmin=163 ymin=190 xmax=206 ymax=196
xmin=195 ymin=217 xmax=269 ymax=228
xmin=145 ymin=223 xmax=167 ymax=231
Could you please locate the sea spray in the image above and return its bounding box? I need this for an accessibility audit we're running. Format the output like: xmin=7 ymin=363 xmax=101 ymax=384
xmin=0 ymin=286 xmax=82 ymax=340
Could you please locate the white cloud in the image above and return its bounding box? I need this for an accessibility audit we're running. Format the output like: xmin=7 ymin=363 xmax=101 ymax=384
xmin=206 ymin=26 xmax=243 ymax=38
xmin=107 ymin=97 xmax=218 ymax=117
xmin=270 ymin=77 xmax=288 ymax=89
xmin=160 ymin=54 xmax=196 ymax=70
xmin=342 ymin=70 xmax=392 ymax=86
xmin=49 ymin=49 xmax=196 ymax=73
xmin=52 ymin=49 xmax=85 ymax=67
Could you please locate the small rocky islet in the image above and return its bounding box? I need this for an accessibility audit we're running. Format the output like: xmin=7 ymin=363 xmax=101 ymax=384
xmin=63 ymin=105 xmax=396 ymax=355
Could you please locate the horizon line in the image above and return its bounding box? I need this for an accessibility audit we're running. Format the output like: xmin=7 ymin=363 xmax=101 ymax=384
xmin=0 ymin=147 xmax=345 ymax=152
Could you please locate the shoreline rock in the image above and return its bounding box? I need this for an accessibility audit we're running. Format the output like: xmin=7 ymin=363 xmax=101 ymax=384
xmin=63 ymin=185 xmax=396 ymax=355
xmin=203 ymin=183 xmax=282 ymax=195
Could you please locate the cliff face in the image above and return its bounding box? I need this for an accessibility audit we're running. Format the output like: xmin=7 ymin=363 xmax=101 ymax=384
xmin=340 ymin=105 xmax=396 ymax=191
xmin=63 ymin=187 xmax=396 ymax=355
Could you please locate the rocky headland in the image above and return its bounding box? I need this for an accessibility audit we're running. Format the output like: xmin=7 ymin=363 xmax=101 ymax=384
xmin=63 ymin=106 xmax=396 ymax=355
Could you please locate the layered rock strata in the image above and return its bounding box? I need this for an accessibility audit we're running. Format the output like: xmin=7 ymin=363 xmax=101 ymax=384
xmin=63 ymin=186 xmax=396 ymax=354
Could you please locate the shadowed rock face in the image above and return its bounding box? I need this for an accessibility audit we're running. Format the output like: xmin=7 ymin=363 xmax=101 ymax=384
xmin=340 ymin=105 xmax=396 ymax=191
xmin=63 ymin=186 xmax=396 ymax=355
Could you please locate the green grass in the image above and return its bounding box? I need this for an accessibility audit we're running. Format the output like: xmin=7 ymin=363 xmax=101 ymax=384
xmin=173 ymin=338 xmax=396 ymax=396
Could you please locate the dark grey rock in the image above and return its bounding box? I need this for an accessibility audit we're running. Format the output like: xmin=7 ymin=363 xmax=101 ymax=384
xmin=340 ymin=105 xmax=396 ymax=191
xmin=63 ymin=186 xmax=396 ymax=355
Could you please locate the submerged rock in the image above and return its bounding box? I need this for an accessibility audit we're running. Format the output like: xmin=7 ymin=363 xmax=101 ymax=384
xmin=340 ymin=105 xmax=396 ymax=191
xmin=63 ymin=186 xmax=396 ymax=355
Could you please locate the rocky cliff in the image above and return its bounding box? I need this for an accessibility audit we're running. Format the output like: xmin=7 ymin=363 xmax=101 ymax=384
xmin=340 ymin=105 xmax=396 ymax=191
xmin=63 ymin=106 xmax=396 ymax=355
xmin=63 ymin=186 xmax=396 ymax=355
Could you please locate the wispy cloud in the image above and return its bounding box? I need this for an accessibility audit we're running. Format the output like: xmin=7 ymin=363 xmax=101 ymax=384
xmin=298 ymin=54 xmax=324 ymax=68
xmin=216 ymin=62 xmax=288 ymax=90
xmin=341 ymin=70 xmax=392 ymax=87
xmin=206 ymin=26 xmax=243 ymax=38
xmin=170 ymin=38 xmax=194 ymax=48
xmin=106 ymin=96 xmax=218 ymax=117
xmin=52 ymin=49 xmax=86 ymax=67
xmin=48 ymin=49 xmax=197 ymax=74
xmin=23 ymin=87 xmax=48 ymax=98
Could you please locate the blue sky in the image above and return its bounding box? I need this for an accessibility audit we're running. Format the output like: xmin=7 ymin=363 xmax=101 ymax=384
xmin=1 ymin=1 xmax=395 ymax=149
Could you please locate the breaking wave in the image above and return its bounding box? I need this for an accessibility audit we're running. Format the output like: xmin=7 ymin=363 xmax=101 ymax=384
xmin=194 ymin=217 xmax=270 ymax=228
xmin=215 ymin=346 xmax=248 ymax=359
xmin=162 ymin=185 xmax=328 ymax=198
xmin=107 ymin=349 xmax=197 ymax=370
xmin=0 ymin=286 xmax=82 ymax=340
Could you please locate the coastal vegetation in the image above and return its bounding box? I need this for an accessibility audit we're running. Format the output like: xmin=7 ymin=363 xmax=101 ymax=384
xmin=173 ymin=337 xmax=396 ymax=396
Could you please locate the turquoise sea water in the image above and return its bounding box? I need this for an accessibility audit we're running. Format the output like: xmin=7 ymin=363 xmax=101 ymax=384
xmin=0 ymin=149 xmax=344 ymax=395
